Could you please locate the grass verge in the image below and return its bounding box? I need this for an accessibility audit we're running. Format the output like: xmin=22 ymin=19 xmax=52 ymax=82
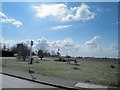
xmin=2 ymin=58 xmax=118 ymax=87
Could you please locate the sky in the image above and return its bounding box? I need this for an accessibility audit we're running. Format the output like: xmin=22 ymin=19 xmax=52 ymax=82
xmin=0 ymin=2 xmax=118 ymax=58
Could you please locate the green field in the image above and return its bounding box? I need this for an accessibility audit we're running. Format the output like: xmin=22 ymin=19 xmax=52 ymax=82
xmin=2 ymin=57 xmax=119 ymax=87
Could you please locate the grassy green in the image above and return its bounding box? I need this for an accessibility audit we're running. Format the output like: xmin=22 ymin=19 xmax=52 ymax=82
xmin=2 ymin=58 xmax=118 ymax=87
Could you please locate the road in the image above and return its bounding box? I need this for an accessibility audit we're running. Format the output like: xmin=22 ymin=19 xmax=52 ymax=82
xmin=2 ymin=74 xmax=57 ymax=88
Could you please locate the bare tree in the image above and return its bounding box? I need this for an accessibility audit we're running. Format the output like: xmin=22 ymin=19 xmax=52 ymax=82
xmin=10 ymin=45 xmax=17 ymax=53
xmin=17 ymin=44 xmax=22 ymax=60
xmin=17 ymin=43 xmax=30 ymax=61
xmin=22 ymin=45 xmax=30 ymax=61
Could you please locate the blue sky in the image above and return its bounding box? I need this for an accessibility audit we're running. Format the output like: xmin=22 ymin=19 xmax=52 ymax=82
xmin=1 ymin=2 xmax=118 ymax=58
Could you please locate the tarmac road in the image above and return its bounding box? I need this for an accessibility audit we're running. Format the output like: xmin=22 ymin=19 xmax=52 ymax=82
xmin=2 ymin=74 xmax=57 ymax=88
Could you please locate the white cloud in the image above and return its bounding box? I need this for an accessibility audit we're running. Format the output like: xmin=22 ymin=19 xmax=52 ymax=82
xmin=33 ymin=3 xmax=95 ymax=22
xmin=85 ymin=36 xmax=99 ymax=46
xmin=62 ymin=3 xmax=95 ymax=21
xmin=0 ymin=12 xmax=22 ymax=28
xmin=100 ymin=44 xmax=118 ymax=58
xmin=33 ymin=4 xmax=67 ymax=19
xmin=84 ymin=36 xmax=102 ymax=52
xmin=0 ymin=12 xmax=7 ymax=18
xmin=0 ymin=38 xmax=16 ymax=48
xmin=36 ymin=38 xmax=50 ymax=52
xmin=50 ymin=38 xmax=75 ymax=48
xmin=20 ymin=39 xmax=31 ymax=46
xmin=51 ymin=25 xmax=72 ymax=30
xmin=0 ymin=37 xmax=118 ymax=58
xmin=107 ymin=44 xmax=118 ymax=53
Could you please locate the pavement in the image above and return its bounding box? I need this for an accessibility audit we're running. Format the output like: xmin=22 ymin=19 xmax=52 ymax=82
xmin=2 ymin=74 xmax=56 ymax=88
xmin=2 ymin=68 xmax=78 ymax=90
xmin=2 ymin=68 xmax=117 ymax=90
